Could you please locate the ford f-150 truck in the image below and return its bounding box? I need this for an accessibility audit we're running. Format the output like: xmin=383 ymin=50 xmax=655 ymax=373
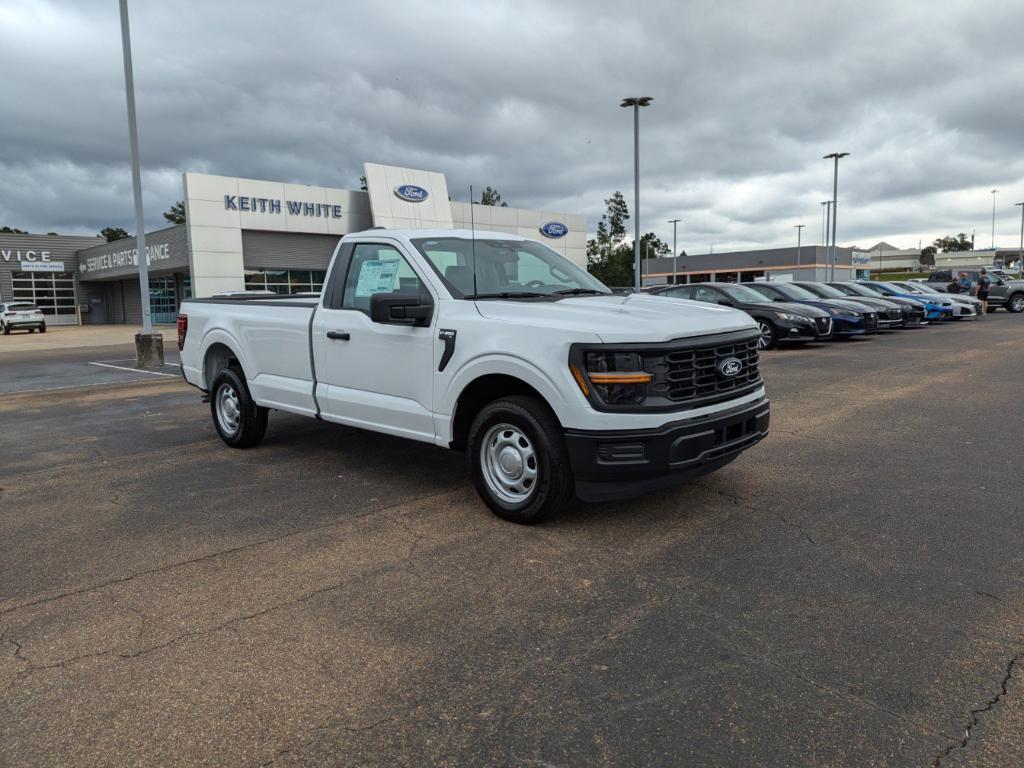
xmin=178 ymin=229 xmax=770 ymax=523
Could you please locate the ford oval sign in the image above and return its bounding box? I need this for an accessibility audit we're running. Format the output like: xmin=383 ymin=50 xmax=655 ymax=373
xmin=717 ymin=357 xmax=743 ymax=378
xmin=394 ymin=184 xmax=429 ymax=203
xmin=539 ymin=221 xmax=568 ymax=239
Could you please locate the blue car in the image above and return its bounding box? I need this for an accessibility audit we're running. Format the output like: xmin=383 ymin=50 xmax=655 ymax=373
xmin=747 ymin=282 xmax=879 ymax=336
xmin=854 ymin=281 xmax=954 ymax=321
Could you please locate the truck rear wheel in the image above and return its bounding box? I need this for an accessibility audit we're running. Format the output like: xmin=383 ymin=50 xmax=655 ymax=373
xmin=210 ymin=367 xmax=268 ymax=448
xmin=468 ymin=395 xmax=574 ymax=524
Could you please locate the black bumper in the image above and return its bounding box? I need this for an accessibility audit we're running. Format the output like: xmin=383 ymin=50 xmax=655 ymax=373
xmin=564 ymin=397 xmax=770 ymax=502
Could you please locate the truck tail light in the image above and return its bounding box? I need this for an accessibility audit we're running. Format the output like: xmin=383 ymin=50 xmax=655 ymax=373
xmin=177 ymin=314 xmax=188 ymax=351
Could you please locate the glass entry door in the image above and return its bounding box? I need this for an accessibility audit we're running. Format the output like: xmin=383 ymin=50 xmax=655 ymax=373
xmin=149 ymin=277 xmax=177 ymax=324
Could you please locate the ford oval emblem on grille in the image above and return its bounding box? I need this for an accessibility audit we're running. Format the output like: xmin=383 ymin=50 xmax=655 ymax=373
xmin=394 ymin=184 xmax=429 ymax=202
xmin=539 ymin=221 xmax=568 ymax=238
xmin=718 ymin=357 xmax=743 ymax=377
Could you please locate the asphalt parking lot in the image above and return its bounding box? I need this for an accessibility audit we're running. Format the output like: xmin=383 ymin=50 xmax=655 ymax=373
xmin=2 ymin=318 xmax=1022 ymax=767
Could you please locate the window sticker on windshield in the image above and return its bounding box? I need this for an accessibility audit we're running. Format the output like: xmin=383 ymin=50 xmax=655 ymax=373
xmin=354 ymin=260 xmax=400 ymax=297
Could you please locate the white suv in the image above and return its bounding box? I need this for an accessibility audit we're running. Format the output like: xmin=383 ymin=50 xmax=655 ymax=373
xmin=0 ymin=302 xmax=47 ymax=334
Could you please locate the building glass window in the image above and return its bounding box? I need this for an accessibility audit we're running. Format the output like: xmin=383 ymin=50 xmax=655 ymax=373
xmin=245 ymin=269 xmax=326 ymax=294
xmin=149 ymin=277 xmax=177 ymax=323
xmin=11 ymin=272 xmax=77 ymax=316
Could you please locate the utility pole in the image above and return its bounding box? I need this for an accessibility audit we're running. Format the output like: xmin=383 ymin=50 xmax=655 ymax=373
xmin=620 ymin=97 xmax=653 ymax=291
xmin=118 ymin=0 xmax=163 ymax=367
xmin=668 ymin=218 xmax=681 ymax=285
xmin=824 ymin=152 xmax=849 ymax=280
xmin=794 ymin=224 xmax=805 ymax=274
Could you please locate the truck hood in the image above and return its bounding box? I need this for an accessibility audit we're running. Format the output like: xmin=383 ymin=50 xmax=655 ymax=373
xmin=473 ymin=293 xmax=756 ymax=343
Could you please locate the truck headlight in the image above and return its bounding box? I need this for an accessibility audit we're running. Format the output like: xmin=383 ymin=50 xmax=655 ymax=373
xmin=572 ymin=351 xmax=652 ymax=405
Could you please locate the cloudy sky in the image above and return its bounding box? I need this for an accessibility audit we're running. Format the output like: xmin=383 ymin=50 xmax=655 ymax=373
xmin=2 ymin=0 xmax=1023 ymax=253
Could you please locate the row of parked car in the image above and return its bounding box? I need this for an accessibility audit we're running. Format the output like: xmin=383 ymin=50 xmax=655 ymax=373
xmin=647 ymin=279 xmax=991 ymax=350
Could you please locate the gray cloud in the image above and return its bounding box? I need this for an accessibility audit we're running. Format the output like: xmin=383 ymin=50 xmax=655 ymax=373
xmin=3 ymin=0 xmax=1024 ymax=251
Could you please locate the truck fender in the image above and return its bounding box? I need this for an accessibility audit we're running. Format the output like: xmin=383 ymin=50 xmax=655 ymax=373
xmin=198 ymin=328 xmax=252 ymax=390
xmin=438 ymin=354 xmax=576 ymax=447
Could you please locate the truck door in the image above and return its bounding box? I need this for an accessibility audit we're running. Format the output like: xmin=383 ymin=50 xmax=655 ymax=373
xmin=312 ymin=241 xmax=437 ymax=442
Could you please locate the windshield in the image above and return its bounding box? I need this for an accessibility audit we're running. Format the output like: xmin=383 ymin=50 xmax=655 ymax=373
xmin=867 ymin=283 xmax=899 ymax=295
xmin=770 ymin=283 xmax=818 ymax=300
xmin=718 ymin=284 xmax=774 ymax=303
xmin=411 ymin=237 xmax=610 ymax=299
xmin=909 ymin=283 xmax=939 ymax=294
xmin=799 ymin=282 xmax=845 ymax=299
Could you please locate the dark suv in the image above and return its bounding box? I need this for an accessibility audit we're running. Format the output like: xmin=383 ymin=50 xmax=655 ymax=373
xmin=651 ymin=282 xmax=832 ymax=349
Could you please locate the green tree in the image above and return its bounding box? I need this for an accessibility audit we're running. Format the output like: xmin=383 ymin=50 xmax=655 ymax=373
xmin=1 ymin=226 xmax=27 ymax=234
xmin=100 ymin=227 xmax=129 ymax=242
xmin=919 ymin=245 xmax=937 ymax=266
xmin=163 ymin=201 xmax=186 ymax=224
xmin=359 ymin=175 xmax=368 ymax=192
xmin=933 ymin=233 xmax=973 ymax=252
xmin=586 ymin=191 xmax=639 ymax=287
xmin=479 ymin=186 xmax=508 ymax=207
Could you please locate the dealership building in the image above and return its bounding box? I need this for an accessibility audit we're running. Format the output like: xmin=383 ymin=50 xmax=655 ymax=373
xmin=640 ymin=244 xmax=865 ymax=286
xmin=0 ymin=163 xmax=586 ymax=325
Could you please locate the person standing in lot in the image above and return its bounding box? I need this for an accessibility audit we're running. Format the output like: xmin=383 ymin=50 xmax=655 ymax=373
xmin=975 ymin=268 xmax=991 ymax=317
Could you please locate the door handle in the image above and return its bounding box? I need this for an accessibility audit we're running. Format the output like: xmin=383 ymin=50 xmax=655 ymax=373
xmin=326 ymin=331 xmax=350 ymax=341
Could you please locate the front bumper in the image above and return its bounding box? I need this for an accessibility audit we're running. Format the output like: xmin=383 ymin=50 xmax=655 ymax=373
xmin=831 ymin=317 xmax=867 ymax=336
xmin=776 ymin=317 xmax=822 ymax=343
xmin=564 ymin=396 xmax=770 ymax=502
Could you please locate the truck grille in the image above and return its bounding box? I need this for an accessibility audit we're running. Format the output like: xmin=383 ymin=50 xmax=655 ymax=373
xmin=653 ymin=337 xmax=761 ymax=405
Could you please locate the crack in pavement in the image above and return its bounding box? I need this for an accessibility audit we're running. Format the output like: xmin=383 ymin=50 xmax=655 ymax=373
xmin=931 ymin=652 xmax=1022 ymax=767
xmin=0 ymin=487 xmax=463 ymax=620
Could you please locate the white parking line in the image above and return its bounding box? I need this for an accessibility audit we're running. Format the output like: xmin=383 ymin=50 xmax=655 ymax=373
xmin=88 ymin=362 xmax=178 ymax=377
xmin=94 ymin=358 xmax=181 ymax=367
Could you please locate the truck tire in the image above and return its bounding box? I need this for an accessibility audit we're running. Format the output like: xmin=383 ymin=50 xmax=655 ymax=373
xmin=210 ymin=367 xmax=268 ymax=448
xmin=39 ymin=324 xmax=46 ymax=333
xmin=1008 ymin=293 xmax=1024 ymax=313
xmin=468 ymin=395 xmax=574 ymax=524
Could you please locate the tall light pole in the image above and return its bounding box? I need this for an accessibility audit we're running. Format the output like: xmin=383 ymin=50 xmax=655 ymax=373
xmin=621 ymin=96 xmax=653 ymax=291
xmin=668 ymin=218 xmax=681 ymax=284
xmin=991 ymin=188 xmax=999 ymax=249
xmin=119 ymin=0 xmax=162 ymax=367
xmin=1016 ymin=201 xmax=1024 ymax=277
xmin=824 ymin=152 xmax=849 ymax=280
xmin=794 ymin=224 xmax=805 ymax=274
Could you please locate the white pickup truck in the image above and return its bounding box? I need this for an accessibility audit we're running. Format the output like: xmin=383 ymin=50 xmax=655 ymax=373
xmin=178 ymin=229 xmax=769 ymax=523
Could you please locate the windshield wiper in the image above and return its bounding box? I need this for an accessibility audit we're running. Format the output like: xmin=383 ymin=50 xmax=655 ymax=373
xmin=465 ymin=291 xmax=550 ymax=300
xmin=553 ymin=288 xmax=607 ymax=296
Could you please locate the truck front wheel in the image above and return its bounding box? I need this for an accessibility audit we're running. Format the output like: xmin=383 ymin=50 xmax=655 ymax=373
xmin=210 ymin=367 xmax=268 ymax=448
xmin=468 ymin=395 xmax=574 ymax=524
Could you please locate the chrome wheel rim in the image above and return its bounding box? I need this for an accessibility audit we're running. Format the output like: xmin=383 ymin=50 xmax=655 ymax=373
xmin=480 ymin=423 xmax=538 ymax=505
xmin=1013 ymin=297 xmax=1024 ymax=312
xmin=216 ymin=383 xmax=242 ymax=436
xmin=757 ymin=321 xmax=773 ymax=349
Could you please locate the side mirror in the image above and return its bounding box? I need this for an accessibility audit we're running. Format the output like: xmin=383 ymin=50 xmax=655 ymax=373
xmin=369 ymin=293 xmax=433 ymax=327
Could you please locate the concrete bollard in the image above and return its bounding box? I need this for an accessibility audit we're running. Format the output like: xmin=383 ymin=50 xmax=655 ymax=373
xmin=135 ymin=332 xmax=165 ymax=369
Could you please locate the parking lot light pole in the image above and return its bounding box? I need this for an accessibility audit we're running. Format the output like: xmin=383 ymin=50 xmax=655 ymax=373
xmin=824 ymin=153 xmax=849 ymax=280
xmin=1016 ymin=202 xmax=1024 ymax=277
xmin=118 ymin=0 xmax=163 ymax=368
xmin=669 ymin=218 xmax=681 ymax=284
xmin=794 ymin=224 xmax=805 ymax=273
xmin=621 ymin=97 xmax=653 ymax=292
xmin=991 ymin=189 xmax=999 ymax=249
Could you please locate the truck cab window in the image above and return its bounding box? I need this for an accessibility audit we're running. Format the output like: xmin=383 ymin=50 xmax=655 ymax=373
xmin=342 ymin=244 xmax=423 ymax=313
